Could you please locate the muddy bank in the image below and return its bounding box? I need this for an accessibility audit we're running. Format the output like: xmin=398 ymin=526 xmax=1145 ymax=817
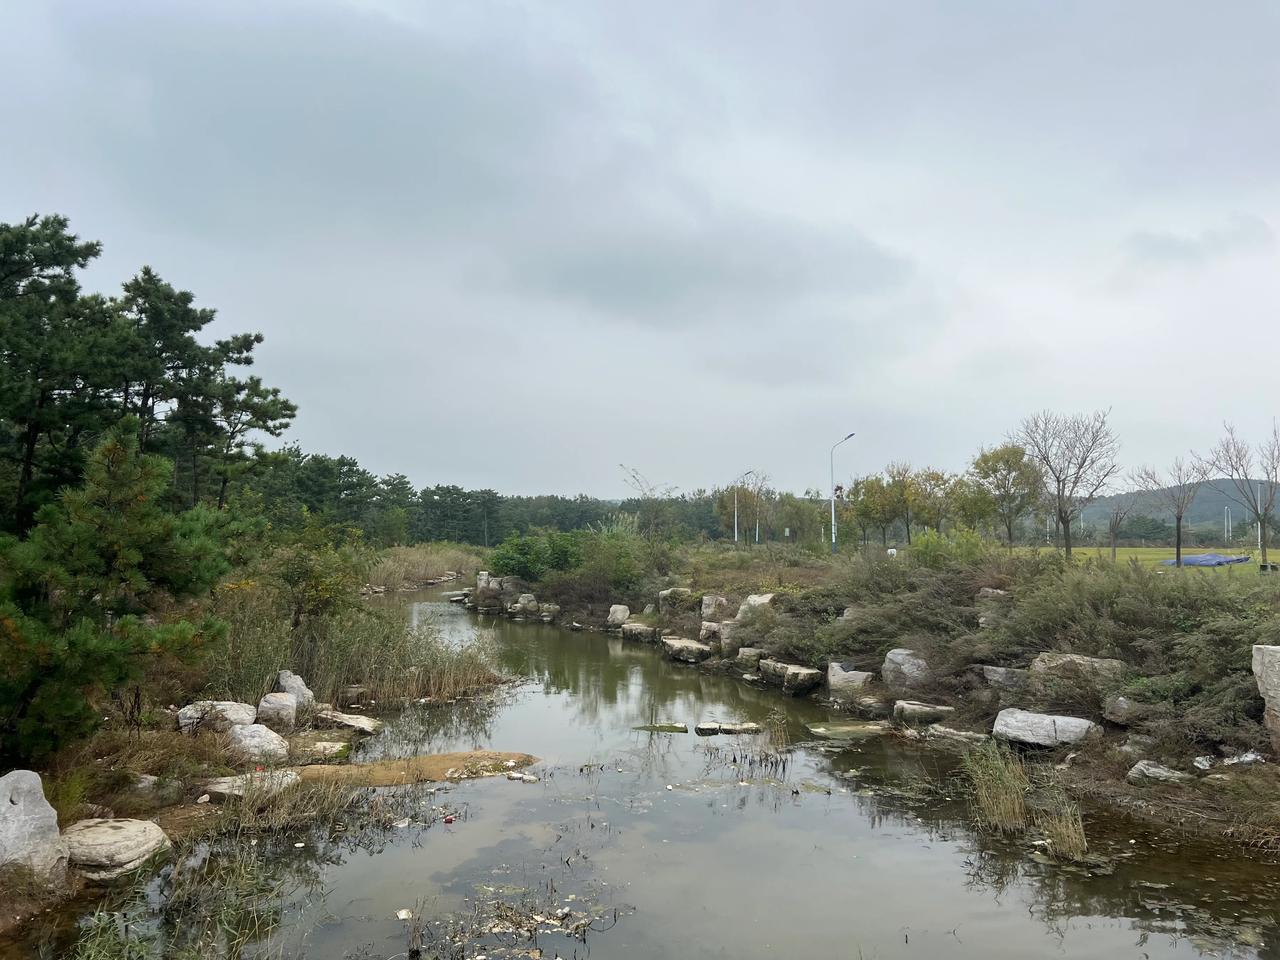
xmin=296 ymin=750 xmax=538 ymax=786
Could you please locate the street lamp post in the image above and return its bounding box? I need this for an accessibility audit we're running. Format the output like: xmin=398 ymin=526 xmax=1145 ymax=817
xmin=830 ymin=432 xmax=855 ymax=555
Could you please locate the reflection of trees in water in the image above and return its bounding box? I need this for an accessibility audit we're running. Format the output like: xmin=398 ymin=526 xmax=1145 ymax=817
xmin=357 ymin=694 xmax=512 ymax=760
xmin=833 ymin=743 xmax=1280 ymax=956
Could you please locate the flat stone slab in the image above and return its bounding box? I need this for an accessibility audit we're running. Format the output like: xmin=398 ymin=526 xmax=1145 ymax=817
xmin=893 ymin=700 xmax=956 ymax=725
xmin=202 ymin=770 xmax=301 ymax=802
xmin=805 ymin=720 xmax=891 ymax=741
xmin=621 ymin=622 xmax=657 ymax=642
xmin=993 ymin=708 xmax=1101 ymax=746
xmin=1030 ymin=652 xmax=1127 ymax=680
xmin=315 ymin=709 xmax=384 ymax=734
xmin=1127 ymin=760 xmax=1194 ymax=784
xmin=926 ymin=725 xmax=989 ymax=744
xmin=759 ymin=660 xmax=823 ymax=695
xmin=633 ymin=723 xmax=688 ymax=734
xmin=63 ymin=819 xmax=170 ymax=881
xmin=662 ymin=636 xmax=713 ymax=663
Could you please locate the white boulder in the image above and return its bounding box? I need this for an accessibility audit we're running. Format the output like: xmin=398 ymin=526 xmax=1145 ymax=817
xmin=606 ymin=604 xmax=630 ymax=628
xmin=274 ymin=670 xmax=315 ymax=708
xmin=177 ymin=700 xmax=256 ymax=733
xmin=256 ymin=692 xmax=297 ymax=732
xmin=735 ymin=594 xmax=775 ymax=620
xmin=1252 ymin=645 xmax=1280 ymax=752
xmin=228 ymin=723 xmax=290 ymax=763
xmin=0 ymin=770 xmax=68 ymax=882
xmin=993 ymin=708 xmax=1101 ymax=747
xmin=62 ymin=819 xmax=170 ymax=881
xmin=828 ymin=661 xmax=874 ymax=697
xmin=701 ymin=594 xmax=729 ymax=620
xmin=881 ymin=649 xmax=930 ymax=689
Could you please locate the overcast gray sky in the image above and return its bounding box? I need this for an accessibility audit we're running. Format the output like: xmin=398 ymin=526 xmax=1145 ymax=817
xmin=4 ymin=1 xmax=1278 ymax=496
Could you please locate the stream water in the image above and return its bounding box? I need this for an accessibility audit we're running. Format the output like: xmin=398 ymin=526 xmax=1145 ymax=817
xmin=15 ymin=586 xmax=1280 ymax=958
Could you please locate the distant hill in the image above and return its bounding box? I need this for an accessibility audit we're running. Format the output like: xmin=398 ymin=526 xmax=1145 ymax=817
xmin=1081 ymin=479 xmax=1270 ymax=530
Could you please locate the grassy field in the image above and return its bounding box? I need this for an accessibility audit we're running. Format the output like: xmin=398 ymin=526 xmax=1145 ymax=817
xmin=1046 ymin=545 xmax=1262 ymax=567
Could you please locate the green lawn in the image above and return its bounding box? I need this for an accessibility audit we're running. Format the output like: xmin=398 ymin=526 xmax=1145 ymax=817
xmin=1042 ymin=545 xmax=1261 ymax=567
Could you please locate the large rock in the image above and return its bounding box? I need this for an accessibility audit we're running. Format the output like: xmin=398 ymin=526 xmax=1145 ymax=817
xmin=1252 ymin=645 xmax=1280 ymax=751
xmin=177 ymin=700 xmax=256 ymax=733
xmin=828 ymin=661 xmax=873 ymax=697
xmin=1127 ymin=760 xmax=1194 ymax=785
xmin=993 ymin=708 xmax=1101 ymax=747
xmin=737 ymin=647 xmax=765 ymax=669
xmin=657 ymin=587 xmax=693 ymax=612
xmin=1030 ymin=652 xmax=1127 ymax=682
xmin=735 ymin=594 xmax=775 ymax=620
xmin=881 ymin=649 xmax=930 ymax=689
xmin=758 ymin=660 xmax=823 ymax=695
xmin=228 ymin=723 xmax=290 ymax=763
xmin=978 ymin=665 xmax=1030 ymax=694
xmin=274 ymin=670 xmax=315 ymax=708
xmin=701 ymin=594 xmax=729 ymax=620
xmin=976 ymin=587 xmax=1008 ymax=600
xmin=315 ymin=708 xmax=383 ymax=735
xmin=661 ymin=636 xmax=713 ymax=663
xmin=621 ymin=622 xmax=657 ymax=642
xmin=606 ymin=604 xmax=630 ymax=628
xmin=202 ymin=770 xmax=300 ymax=802
xmin=699 ymin=621 xmax=722 ymax=642
xmin=0 ymin=771 xmax=68 ymax=882
xmin=256 ymin=692 xmax=297 ymax=732
xmin=509 ymin=593 xmax=541 ymax=617
xmin=893 ymin=700 xmax=956 ymax=725
xmin=62 ymin=819 xmax=170 ymax=881
xmin=1102 ymin=695 xmax=1150 ymax=726
xmin=717 ymin=621 xmax=743 ymax=657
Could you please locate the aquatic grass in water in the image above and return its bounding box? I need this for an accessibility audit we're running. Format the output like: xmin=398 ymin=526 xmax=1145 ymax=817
xmin=961 ymin=741 xmax=1030 ymax=833
xmin=1032 ymin=787 xmax=1089 ymax=862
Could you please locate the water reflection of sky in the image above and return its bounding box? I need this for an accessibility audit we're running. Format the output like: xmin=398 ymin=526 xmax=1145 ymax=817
xmin=326 ymin=593 xmax=1280 ymax=960
xmin=21 ymin=592 xmax=1277 ymax=960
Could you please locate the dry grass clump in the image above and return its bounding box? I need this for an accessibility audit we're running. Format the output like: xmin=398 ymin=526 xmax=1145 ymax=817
xmin=367 ymin=543 xmax=486 ymax=591
xmin=960 ymin=741 xmax=1029 ymax=833
xmin=219 ymin=777 xmax=362 ymax=835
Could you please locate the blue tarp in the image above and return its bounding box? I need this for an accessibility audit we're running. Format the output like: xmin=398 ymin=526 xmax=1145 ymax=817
xmin=1159 ymin=553 xmax=1252 ymax=567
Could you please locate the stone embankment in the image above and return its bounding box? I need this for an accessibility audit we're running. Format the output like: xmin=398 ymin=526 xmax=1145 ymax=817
xmin=473 ymin=574 xmax=1277 ymax=781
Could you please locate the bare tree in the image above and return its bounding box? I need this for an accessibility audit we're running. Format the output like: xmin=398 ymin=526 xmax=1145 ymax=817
xmin=1135 ymin=457 xmax=1209 ymax=567
xmin=1106 ymin=490 xmax=1139 ymax=563
xmin=1014 ymin=409 xmax=1121 ymax=559
xmin=1198 ymin=421 xmax=1280 ymax=564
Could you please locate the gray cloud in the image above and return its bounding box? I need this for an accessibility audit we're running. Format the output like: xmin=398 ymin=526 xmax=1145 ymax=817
xmin=3 ymin=1 xmax=1279 ymax=496
xmin=1125 ymin=215 xmax=1275 ymax=267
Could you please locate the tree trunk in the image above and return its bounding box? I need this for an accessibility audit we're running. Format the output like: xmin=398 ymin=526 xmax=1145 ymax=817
xmin=1262 ymin=516 xmax=1269 ymax=564
xmin=15 ymin=419 xmax=41 ymax=534
xmin=904 ymin=507 xmax=912 ymax=545
xmin=1174 ymin=513 xmax=1183 ymax=567
xmin=1110 ymin=529 xmax=1117 ymax=562
xmin=1062 ymin=516 xmax=1073 ymax=559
